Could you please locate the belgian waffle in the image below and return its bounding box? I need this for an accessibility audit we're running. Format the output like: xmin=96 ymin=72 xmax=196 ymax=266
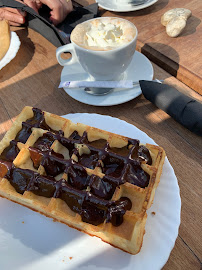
xmin=0 ymin=107 xmax=165 ymax=254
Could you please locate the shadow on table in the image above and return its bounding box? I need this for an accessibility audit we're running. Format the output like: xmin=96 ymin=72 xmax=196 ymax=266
xmin=141 ymin=43 xmax=179 ymax=77
xmin=0 ymin=28 xmax=35 ymax=83
xmin=181 ymin=15 xmax=201 ymax=37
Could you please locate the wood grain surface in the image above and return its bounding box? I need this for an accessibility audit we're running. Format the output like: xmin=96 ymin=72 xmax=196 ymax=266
xmin=0 ymin=5 xmax=201 ymax=269
xmin=85 ymin=0 xmax=202 ymax=94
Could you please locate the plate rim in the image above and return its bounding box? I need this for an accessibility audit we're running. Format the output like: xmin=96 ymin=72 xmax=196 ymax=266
xmin=95 ymin=0 xmax=158 ymax=12
xmin=0 ymin=31 xmax=21 ymax=70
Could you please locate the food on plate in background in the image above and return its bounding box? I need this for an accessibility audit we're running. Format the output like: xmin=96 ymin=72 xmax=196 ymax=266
xmin=0 ymin=20 xmax=11 ymax=61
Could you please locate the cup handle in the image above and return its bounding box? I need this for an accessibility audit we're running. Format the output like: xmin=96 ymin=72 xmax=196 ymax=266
xmin=56 ymin=43 xmax=77 ymax=66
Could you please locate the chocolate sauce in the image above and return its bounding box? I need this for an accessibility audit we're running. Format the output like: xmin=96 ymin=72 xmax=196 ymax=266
xmin=0 ymin=140 xmax=19 ymax=161
xmin=124 ymin=163 xmax=150 ymax=188
xmin=107 ymin=197 xmax=132 ymax=227
xmin=0 ymin=140 xmax=19 ymax=178
xmin=15 ymin=108 xmax=57 ymax=144
xmin=0 ymin=108 xmax=153 ymax=227
xmin=77 ymin=150 xmax=99 ymax=169
xmin=4 ymin=165 xmax=132 ymax=226
xmin=28 ymin=175 xmax=56 ymax=197
xmin=66 ymin=164 xmax=90 ymax=190
xmin=58 ymin=181 xmax=86 ymax=213
xmin=138 ymin=145 xmax=152 ymax=165
xmin=6 ymin=167 xmax=36 ymax=194
xmin=89 ymin=175 xmax=116 ymax=200
xmin=0 ymin=160 xmax=13 ymax=178
xmin=33 ymin=132 xmax=56 ymax=151
xmin=81 ymin=199 xmax=107 ymax=225
xmin=15 ymin=122 xmax=33 ymax=144
xmin=40 ymin=149 xmax=65 ymax=177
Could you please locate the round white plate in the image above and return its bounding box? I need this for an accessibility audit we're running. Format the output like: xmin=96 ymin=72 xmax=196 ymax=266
xmin=61 ymin=51 xmax=153 ymax=106
xmin=0 ymin=114 xmax=181 ymax=270
xmin=0 ymin=32 xmax=21 ymax=70
xmin=95 ymin=0 xmax=158 ymax=12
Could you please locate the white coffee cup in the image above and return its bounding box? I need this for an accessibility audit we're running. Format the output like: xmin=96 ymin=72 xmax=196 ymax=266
xmin=56 ymin=17 xmax=138 ymax=81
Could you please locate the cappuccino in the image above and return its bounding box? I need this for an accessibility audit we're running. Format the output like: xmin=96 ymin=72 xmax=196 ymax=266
xmin=71 ymin=17 xmax=137 ymax=51
xmin=56 ymin=17 xmax=138 ymax=81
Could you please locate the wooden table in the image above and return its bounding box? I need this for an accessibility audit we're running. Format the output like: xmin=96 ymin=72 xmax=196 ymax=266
xmin=83 ymin=0 xmax=202 ymax=94
xmin=0 ymin=2 xmax=202 ymax=269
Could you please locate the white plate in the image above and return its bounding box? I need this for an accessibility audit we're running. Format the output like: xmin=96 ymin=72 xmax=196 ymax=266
xmin=61 ymin=51 xmax=153 ymax=106
xmin=95 ymin=0 xmax=158 ymax=12
xmin=0 ymin=113 xmax=181 ymax=270
xmin=0 ymin=32 xmax=21 ymax=70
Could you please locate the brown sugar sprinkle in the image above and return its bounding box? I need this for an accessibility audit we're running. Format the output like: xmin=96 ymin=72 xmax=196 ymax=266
xmin=151 ymin=211 xmax=156 ymax=215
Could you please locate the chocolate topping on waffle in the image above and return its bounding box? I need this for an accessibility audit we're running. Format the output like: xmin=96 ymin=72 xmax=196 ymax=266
xmin=0 ymin=140 xmax=19 ymax=162
xmin=0 ymin=106 xmax=166 ymax=254
xmin=0 ymin=108 xmax=152 ymax=227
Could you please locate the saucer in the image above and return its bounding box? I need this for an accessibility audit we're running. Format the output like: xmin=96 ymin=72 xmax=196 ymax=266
xmin=60 ymin=51 xmax=153 ymax=106
xmin=95 ymin=0 xmax=158 ymax=12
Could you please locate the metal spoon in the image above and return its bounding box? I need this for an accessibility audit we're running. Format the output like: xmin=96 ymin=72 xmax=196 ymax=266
xmin=84 ymin=79 xmax=163 ymax=95
xmin=126 ymin=0 xmax=149 ymax=6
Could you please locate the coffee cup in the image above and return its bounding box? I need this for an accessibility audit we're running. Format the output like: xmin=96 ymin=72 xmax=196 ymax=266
xmin=56 ymin=17 xmax=138 ymax=81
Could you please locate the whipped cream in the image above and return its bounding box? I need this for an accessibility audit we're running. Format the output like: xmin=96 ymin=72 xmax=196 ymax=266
xmin=71 ymin=18 xmax=136 ymax=51
xmin=86 ymin=22 xmax=126 ymax=48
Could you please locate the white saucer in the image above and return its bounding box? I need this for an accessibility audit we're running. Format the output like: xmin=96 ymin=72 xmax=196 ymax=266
xmin=0 ymin=32 xmax=21 ymax=70
xmin=95 ymin=0 xmax=158 ymax=12
xmin=60 ymin=51 xmax=153 ymax=106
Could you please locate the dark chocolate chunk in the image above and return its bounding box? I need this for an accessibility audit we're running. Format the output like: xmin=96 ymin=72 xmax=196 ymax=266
xmin=124 ymin=163 xmax=150 ymax=188
xmin=33 ymin=132 xmax=56 ymax=151
xmin=81 ymin=200 xmax=107 ymax=225
xmin=107 ymin=197 xmax=132 ymax=227
xmin=41 ymin=150 xmax=65 ymax=177
xmin=27 ymin=175 xmax=56 ymax=197
xmin=15 ymin=122 xmax=33 ymax=143
xmin=138 ymin=145 xmax=152 ymax=165
xmin=66 ymin=164 xmax=90 ymax=190
xmin=59 ymin=182 xmax=86 ymax=213
xmin=6 ymin=167 xmax=36 ymax=195
xmin=0 ymin=140 xmax=19 ymax=161
xmin=102 ymin=154 xmax=125 ymax=178
xmin=89 ymin=175 xmax=116 ymax=200
xmin=78 ymin=150 xmax=99 ymax=169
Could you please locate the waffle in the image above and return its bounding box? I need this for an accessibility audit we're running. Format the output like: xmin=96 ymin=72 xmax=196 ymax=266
xmin=0 ymin=106 xmax=165 ymax=254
